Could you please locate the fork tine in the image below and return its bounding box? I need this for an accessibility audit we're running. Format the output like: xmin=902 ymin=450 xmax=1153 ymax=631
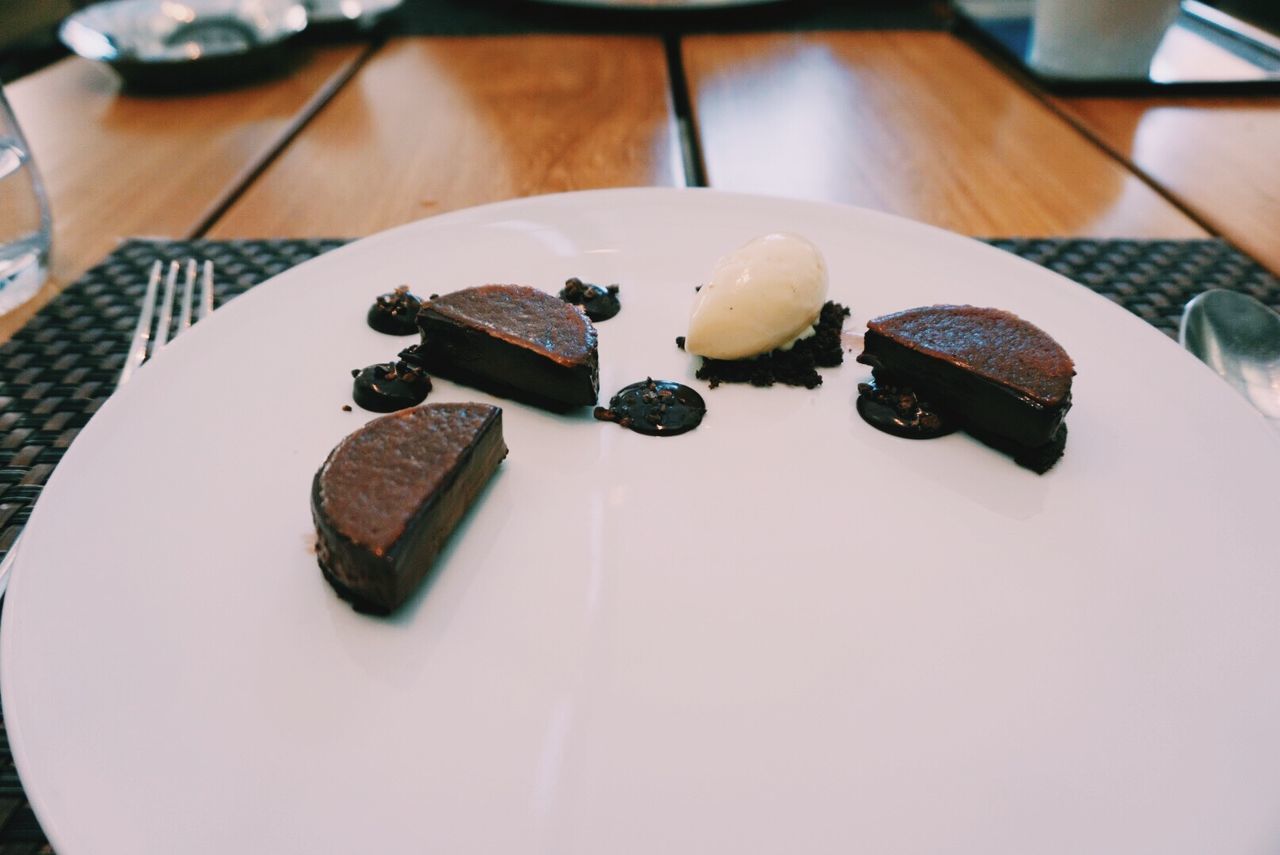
xmin=177 ymin=258 xmax=196 ymax=333
xmin=117 ymin=259 xmax=213 ymax=391
xmin=151 ymin=261 xmax=180 ymax=351
xmin=198 ymin=260 xmax=214 ymax=320
xmin=117 ymin=260 xmax=163 ymax=388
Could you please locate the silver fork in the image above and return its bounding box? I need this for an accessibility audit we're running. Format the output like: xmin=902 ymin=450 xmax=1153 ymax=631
xmin=0 ymin=259 xmax=215 ymax=596
xmin=118 ymin=258 xmax=215 ymax=386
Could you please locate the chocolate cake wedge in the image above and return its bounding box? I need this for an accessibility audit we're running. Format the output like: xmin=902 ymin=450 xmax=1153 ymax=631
xmin=406 ymin=285 xmax=599 ymax=411
xmin=857 ymin=305 xmax=1074 ymax=472
xmin=312 ymin=403 xmax=507 ymax=614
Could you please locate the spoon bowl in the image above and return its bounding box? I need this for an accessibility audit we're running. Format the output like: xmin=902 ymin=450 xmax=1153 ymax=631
xmin=1179 ymin=289 xmax=1280 ymax=422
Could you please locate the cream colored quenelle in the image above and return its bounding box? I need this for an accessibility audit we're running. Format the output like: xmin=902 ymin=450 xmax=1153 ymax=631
xmin=684 ymin=232 xmax=828 ymax=360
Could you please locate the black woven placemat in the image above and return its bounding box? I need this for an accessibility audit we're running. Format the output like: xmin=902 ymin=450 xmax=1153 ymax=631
xmin=0 ymin=234 xmax=1277 ymax=849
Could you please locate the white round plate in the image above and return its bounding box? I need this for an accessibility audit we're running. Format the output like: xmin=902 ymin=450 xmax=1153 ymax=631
xmin=5 ymin=189 xmax=1280 ymax=854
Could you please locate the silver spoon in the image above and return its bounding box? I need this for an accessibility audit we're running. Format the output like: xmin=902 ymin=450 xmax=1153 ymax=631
xmin=1180 ymin=289 xmax=1280 ymax=426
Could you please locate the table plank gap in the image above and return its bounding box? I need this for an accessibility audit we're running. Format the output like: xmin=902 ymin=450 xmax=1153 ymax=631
xmin=190 ymin=40 xmax=385 ymax=239
xmin=664 ymin=34 xmax=708 ymax=187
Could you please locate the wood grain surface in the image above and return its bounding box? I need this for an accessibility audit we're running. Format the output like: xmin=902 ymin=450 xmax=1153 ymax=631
xmin=0 ymin=46 xmax=365 ymax=341
xmin=1056 ymin=95 xmax=1280 ymax=274
xmin=682 ymin=32 xmax=1208 ymax=239
xmin=208 ymin=36 xmax=686 ymax=240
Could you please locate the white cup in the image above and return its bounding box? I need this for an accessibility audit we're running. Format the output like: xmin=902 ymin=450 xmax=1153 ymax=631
xmin=1029 ymin=0 xmax=1181 ymax=79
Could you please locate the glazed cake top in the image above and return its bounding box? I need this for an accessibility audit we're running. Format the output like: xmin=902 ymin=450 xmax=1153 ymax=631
xmin=422 ymin=285 xmax=597 ymax=367
xmin=867 ymin=305 xmax=1074 ymax=406
xmin=317 ymin=403 xmax=501 ymax=553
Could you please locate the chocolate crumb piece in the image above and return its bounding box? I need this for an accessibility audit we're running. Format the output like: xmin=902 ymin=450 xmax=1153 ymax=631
xmin=342 ymin=404 xmax=353 ymax=412
xmin=594 ymin=378 xmax=705 ymax=437
xmin=691 ymin=300 xmax=851 ymax=389
xmin=351 ymin=360 xmax=433 ymax=413
xmin=367 ymin=286 xmax=424 ymax=336
xmin=559 ymin=277 xmax=622 ymax=322
xmin=675 ymin=336 xmax=686 ymax=350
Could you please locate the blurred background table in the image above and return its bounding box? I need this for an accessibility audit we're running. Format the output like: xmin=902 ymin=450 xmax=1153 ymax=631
xmin=2 ymin=0 xmax=1276 ymax=347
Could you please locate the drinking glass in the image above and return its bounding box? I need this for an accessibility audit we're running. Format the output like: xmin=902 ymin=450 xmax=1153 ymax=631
xmin=0 ymin=82 xmax=51 ymax=314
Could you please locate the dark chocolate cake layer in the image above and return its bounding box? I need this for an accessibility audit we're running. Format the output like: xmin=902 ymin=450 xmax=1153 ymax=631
xmin=411 ymin=285 xmax=599 ymax=410
xmin=312 ymin=403 xmax=507 ymax=614
xmin=859 ymin=305 xmax=1074 ymax=448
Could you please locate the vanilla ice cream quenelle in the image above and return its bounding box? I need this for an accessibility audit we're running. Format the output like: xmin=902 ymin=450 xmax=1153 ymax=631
xmin=684 ymin=233 xmax=829 ymax=360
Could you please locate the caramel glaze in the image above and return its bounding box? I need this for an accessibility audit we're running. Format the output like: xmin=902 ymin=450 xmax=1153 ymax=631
xmin=312 ymin=403 xmax=507 ymax=614
xmin=408 ymin=285 xmax=599 ymax=411
xmin=856 ymin=305 xmax=1075 ymax=473
xmin=858 ymin=306 xmax=1073 ymax=450
xmin=866 ymin=306 xmax=1073 ymax=407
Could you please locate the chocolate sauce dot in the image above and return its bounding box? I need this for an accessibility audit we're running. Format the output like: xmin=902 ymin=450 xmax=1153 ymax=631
xmin=559 ymin=277 xmax=621 ymax=322
xmin=352 ymin=361 xmax=433 ymax=413
xmin=855 ymin=375 xmax=957 ymax=439
xmin=367 ymin=286 xmax=423 ymax=335
xmin=594 ymin=378 xmax=705 ymax=436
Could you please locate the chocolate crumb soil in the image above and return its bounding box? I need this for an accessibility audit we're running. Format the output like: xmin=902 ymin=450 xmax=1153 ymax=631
xmin=682 ymin=301 xmax=851 ymax=389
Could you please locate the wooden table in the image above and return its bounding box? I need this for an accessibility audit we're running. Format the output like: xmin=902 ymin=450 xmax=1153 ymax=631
xmin=1053 ymin=92 xmax=1280 ymax=274
xmin=682 ymin=32 xmax=1205 ymax=240
xmin=1 ymin=21 xmax=1278 ymax=850
xmin=2 ymin=25 xmax=1275 ymax=343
